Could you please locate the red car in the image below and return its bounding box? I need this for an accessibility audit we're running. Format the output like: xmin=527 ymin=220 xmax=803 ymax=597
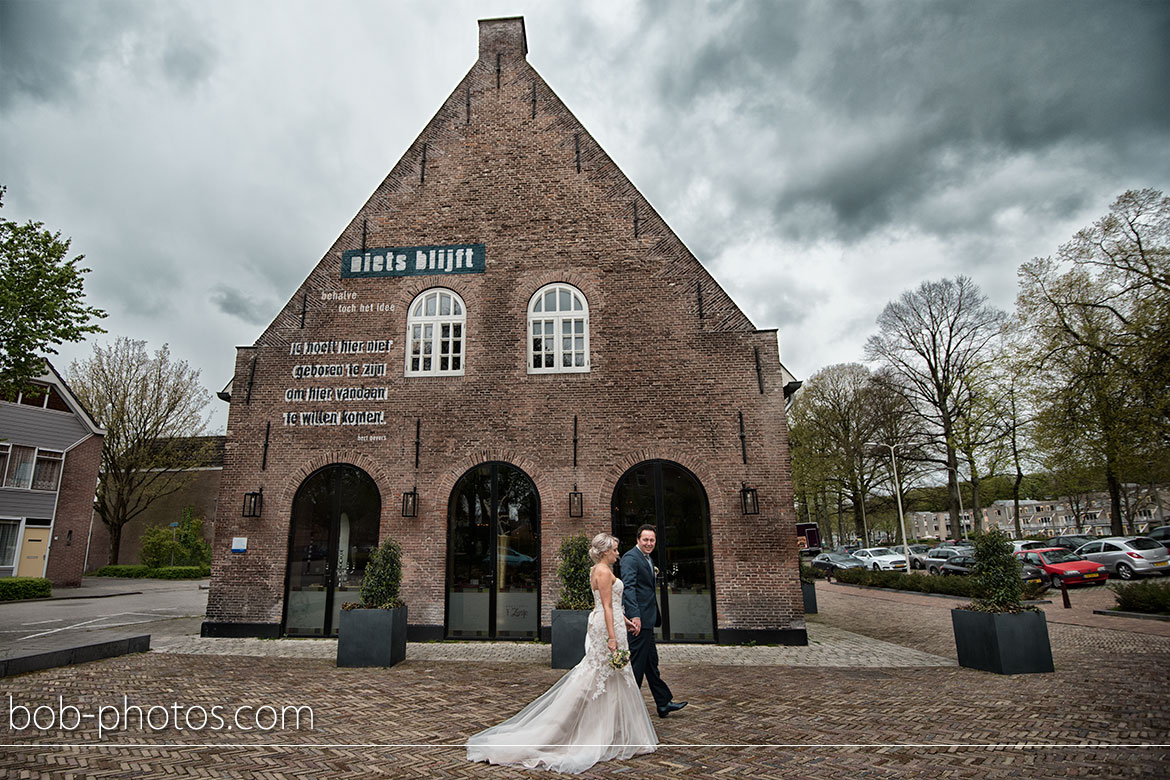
xmin=1016 ymin=548 xmax=1109 ymax=587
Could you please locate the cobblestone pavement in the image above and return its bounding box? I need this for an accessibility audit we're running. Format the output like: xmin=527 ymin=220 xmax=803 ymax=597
xmin=150 ymin=621 xmax=955 ymax=667
xmin=3 ymin=583 xmax=1168 ymax=779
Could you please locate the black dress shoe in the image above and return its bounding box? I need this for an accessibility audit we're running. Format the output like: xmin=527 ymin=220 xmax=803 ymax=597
xmin=657 ymin=701 xmax=687 ymax=717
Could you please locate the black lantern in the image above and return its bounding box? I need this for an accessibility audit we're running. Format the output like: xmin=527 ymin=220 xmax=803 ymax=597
xmin=740 ymin=482 xmax=759 ymax=515
xmin=242 ymin=487 xmax=263 ymax=518
xmin=569 ymin=485 xmax=583 ymax=517
xmin=402 ymin=487 xmax=418 ymax=518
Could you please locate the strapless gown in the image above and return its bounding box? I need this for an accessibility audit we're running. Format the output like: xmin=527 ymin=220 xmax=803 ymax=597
xmin=465 ymin=578 xmax=658 ymax=773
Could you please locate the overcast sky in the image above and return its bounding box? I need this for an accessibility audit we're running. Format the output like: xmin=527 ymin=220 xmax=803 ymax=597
xmin=3 ymin=0 xmax=1167 ymax=432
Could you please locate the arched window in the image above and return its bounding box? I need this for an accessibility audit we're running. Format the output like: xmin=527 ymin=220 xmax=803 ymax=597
xmin=406 ymin=288 xmax=465 ymax=376
xmin=527 ymin=283 xmax=589 ymax=373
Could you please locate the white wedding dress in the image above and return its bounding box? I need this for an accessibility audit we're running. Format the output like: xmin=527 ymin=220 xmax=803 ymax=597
xmin=466 ymin=578 xmax=658 ymax=773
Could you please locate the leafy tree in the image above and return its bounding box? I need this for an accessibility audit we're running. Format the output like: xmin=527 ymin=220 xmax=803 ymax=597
xmin=355 ymin=535 xmax=404 ymax=609
xmin=554 ymin=534 xmax=594 ymax=610
xmin=1018 ymin=190 xmax=1170 ymax=535
xmin=0 ymin=186 xmax=106 ymax=394
xmin=140 ymin=506 xmax=212 ymax=568
xmin=66 ymin=337 xmax=212 ymax=564
xmin=865 ymin=276 xmax=1007 ymax=534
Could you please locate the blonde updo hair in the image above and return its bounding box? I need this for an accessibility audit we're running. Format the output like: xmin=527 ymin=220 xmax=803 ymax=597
xmin=588 ymin=533 xmax=619 ymax=563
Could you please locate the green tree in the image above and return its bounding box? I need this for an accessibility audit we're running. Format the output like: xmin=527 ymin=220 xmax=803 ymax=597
xmin=140 ymin=507 xmax=212 ymax=568
xmin=1018 ymin=190 xmax=1170 ymax=535
xmin=67 ymin=337 xmax=212 ymax=564
xmin=0 ymin=186 xmax=106 ymax=394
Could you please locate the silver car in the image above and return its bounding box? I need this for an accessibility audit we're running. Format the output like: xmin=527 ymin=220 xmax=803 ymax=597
xmin=1074 ymin=536 xmax=1170 ymax=580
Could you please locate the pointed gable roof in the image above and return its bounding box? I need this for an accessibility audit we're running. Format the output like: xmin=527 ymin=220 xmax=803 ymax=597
xmin=255 ymin=16 xmax=757 ymax=347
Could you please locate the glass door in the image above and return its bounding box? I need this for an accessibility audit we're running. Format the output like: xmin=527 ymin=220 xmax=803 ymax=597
xmin=612 ymin=460 xmax=716 ymax=642
xmin=283 ymin=464 xmax=380 ymax=636
xmin=447 ymin=462 xmax=540 ymax=639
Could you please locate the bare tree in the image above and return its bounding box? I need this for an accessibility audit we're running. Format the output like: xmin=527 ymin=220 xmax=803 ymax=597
xmin=67 ymin=337 xmax=212 ymax=564
xmin=865 ymin=276 xmax=1007 ymax=533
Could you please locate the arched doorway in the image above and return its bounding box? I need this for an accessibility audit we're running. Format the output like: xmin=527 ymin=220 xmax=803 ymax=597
xmin=447 ymin=462 xmax=540 ymax=639
xmin=611 ymin=460 xmax=716 ymax=642
xmin=283 ymin=464 xmax=381 ymax=636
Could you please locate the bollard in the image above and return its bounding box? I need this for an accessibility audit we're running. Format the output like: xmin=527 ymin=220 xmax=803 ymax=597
xmin=1060 ymin=578 xmax=1071 ymax=608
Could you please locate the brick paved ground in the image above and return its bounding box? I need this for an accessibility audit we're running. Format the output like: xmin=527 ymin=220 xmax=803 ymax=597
xmin=3 ymin=583 xmax=1168 ymax=779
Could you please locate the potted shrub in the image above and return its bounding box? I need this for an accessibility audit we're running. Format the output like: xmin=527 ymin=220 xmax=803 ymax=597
xmin=800 ymin=564 xmax=818 ymax=614
xmin=550 ymin=533 xmax=593 ymax=669
xmin=951 ymin=528 xmax=1054 ymax=675
xmin=337 ymin=535 xmax=407 ymax=668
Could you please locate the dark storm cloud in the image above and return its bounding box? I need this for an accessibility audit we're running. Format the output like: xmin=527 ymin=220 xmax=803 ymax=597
xmin=211 ymin=285 xmax=273 ymax=327
xmin=0 ymin=0 xmax=217 ymax=108
xmin=628 ymin=0 xmax=1170 ymax=242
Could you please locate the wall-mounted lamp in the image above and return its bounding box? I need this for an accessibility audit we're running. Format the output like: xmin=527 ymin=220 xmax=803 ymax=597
xmin=569 ymin=485 xmax=583 ymax=517
xmin=242 ymin=487 xmax=263 ymax=518
xmin=402 ymin=487 xmax=418 ymax=518
xmin=740 ymin=482 xmax=759 ymax=515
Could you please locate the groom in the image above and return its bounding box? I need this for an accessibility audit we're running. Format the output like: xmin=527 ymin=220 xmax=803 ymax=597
xmin=621 ymin=524 xmax=687 ymax=718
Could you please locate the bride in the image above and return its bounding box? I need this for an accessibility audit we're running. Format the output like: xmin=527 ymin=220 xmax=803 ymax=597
xmin=466 ymin=533 xmax=658 ymax=773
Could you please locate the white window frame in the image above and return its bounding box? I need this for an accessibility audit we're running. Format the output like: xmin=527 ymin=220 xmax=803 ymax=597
xmin=2 ymin=445 xmax=64 ymax=492
xmin=527 ymin=283 xmax=590 ymax=374
xmin=405 ymin=288 xmax=466 ymax=377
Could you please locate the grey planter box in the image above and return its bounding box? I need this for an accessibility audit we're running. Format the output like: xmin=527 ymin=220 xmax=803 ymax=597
xmin=801 ymin=581 xmax=818 ymax=614
xmin=951 ymin=608 xmax=1054 ymax=675
xmin=551 ymin=609 xmax=590 ymax=669
xmin=337 ymin=606 xmax=407 ymax=668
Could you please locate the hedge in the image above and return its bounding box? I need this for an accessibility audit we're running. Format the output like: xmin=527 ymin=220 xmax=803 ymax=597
xmin=0 ymin=577 xmax=52 ymax=601
xmin=832 ymin=568 xmax=1048 ymax=600
xmin=93 ymin=564 xmax=210 ymax=579
xmin=1110 ymin=580 xmax=1170 ymax=615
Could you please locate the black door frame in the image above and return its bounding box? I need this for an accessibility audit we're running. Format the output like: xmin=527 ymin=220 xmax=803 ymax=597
xmin=281 ymin=463 xmax=380 ymax=637
xmin=444 ymin=461 xmax=541 ymax=640
xmin=610 ymin=459 xmax=717 ymax=643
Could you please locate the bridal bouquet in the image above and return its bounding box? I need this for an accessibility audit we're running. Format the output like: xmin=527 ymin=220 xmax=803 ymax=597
xmin=609 ymin=649 xmax=631 ymax=669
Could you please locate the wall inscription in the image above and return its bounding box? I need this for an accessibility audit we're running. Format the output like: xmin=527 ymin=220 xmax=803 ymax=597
xmin=340 ymin=243 xmax=486 ymax=279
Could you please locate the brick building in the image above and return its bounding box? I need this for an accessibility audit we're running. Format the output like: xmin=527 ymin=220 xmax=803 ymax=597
xmin=85 ymin=436 xmax=223 ymax=569
xmin=1 ymin=362 xmax=104 ymax=586
xmin=203 ymin=17 xmax=805 ymax=645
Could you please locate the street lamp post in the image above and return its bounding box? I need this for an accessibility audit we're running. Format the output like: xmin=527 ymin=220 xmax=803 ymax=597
xmin=867 ymin=442 xmax=911 ymax=573
xmin=946 ymin=465 xmax=969 ymax=543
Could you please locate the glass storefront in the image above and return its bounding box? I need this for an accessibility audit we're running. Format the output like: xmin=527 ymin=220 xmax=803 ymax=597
xmin=447 ymin=462 xmax=540 ymax=639
xmin=612 ymin=460 xmax=715 ymax=642
xmin=283 ymin=464 xmax=381 ymax=636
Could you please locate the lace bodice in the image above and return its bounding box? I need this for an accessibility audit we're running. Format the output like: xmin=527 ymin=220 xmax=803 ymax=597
xmin=584 ymin=577 xmax=630 ymax=699
xmin=465 ymin=570 xmax=657 ymax=772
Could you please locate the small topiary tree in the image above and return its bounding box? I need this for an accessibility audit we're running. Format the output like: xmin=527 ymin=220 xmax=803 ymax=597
xmin=351 ymin=535 xmax=404 ymax=609
xmin=555 ymin=533 xmax=593 ymax=610
xmin=969 ymin=528 xmax=1034 ymax=613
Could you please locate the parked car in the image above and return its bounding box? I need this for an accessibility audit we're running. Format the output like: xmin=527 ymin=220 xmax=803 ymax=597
xmin=853 ymin=547 xmax=909 ymax=571
xmin=832 ymin=544 xmax=861 ymax=555
xmin=923 ymin=545 xmax=972 ymax=575
xmin=938 ymin=553 xmax=1051 ymax=590
xmin=1016 ymin=548 xmax=1108 ymax=587
xmin=810 ymin=552 xmax=866 ymax=575
xmin=1145 ymin=526 xmax=1170 ymax=552
xmin=1073 ymin=536 xmax=1170 ymax=580
xmin=1046 ymin=534 xmax=1096 ymax=552
xmin=888 ymin=544 xmax=931 ymax=569
xmin=1012 ymin=540 xmax=1048 ymax=553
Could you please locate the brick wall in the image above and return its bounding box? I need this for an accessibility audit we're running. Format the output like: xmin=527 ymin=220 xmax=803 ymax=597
xmin=44 ymin=434 xmax=103 ymax=587
xmin=206 ymin=17 xmax=803 ymax=642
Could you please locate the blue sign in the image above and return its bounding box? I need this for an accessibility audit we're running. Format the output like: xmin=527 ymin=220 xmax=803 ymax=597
xmin=341 ymin=243 xmax=486 ymax=278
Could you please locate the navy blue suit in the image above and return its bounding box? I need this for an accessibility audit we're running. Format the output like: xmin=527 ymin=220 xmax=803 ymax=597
xmin=620 ymin=546 xmax=673 ymax=708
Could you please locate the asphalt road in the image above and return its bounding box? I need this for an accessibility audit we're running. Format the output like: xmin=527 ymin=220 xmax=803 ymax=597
xmin=0 ymin=579 xmax=209 ymax=655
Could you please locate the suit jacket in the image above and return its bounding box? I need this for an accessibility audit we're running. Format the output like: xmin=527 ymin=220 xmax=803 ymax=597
xmin=620 ymin=547 xmax=661 ymax=629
